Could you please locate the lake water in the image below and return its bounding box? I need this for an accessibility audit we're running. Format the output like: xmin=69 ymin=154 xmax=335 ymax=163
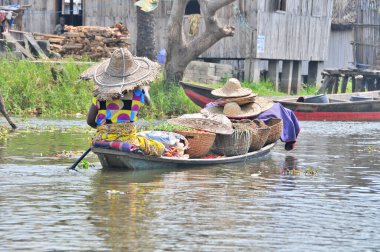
xmin=0 ymin=118 xmax=379 ymax=251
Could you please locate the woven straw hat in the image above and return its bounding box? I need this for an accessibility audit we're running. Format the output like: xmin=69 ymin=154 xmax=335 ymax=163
xmin=215 ymin=93 xmax=257 ymax=106
xmin=201 ymin=102 xmax=262 ymax=119
xmin=254 ymin=97 xmax=274 ymax=112
xmin=88 ymin=48 xmax=159 ymax=100
xmin=201 ymin=97 xmax=274 ymax=119
xmin=168 ymin=113 xmax=234 ymax=135
xmin=211 ymin=78 xmax=252 ymax=98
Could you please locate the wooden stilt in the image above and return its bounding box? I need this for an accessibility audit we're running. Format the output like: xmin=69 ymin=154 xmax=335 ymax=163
xmin=333 ymin=76 xmax=340 ymax=94
xmin=341 ymin=75 xmax=349 ymax=93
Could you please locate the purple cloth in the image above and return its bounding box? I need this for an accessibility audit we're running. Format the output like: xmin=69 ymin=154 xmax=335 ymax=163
xmin=254 ymin=103 xmax=301 ymax=150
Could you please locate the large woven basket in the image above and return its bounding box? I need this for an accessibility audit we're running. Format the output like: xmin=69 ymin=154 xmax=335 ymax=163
xmin=175 ymin=130 xmax=216 ymax=158
xmin=250 ymin=127 xmax=270 ymax=151
xmin=265 ymin=118 xmax=283 ymax=145
xmin=231 ymin=119 xmax=270 ymax=151
xmin=211 ymin=123 xmax=253 ymax=156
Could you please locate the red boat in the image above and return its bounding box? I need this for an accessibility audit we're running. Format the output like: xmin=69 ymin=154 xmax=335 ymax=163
xmin=180 ymin=81 xmax=380 ymax=121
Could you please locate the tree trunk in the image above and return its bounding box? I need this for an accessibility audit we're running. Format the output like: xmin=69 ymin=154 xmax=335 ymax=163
xmin=164 ymin=0 xmax=237 ymax=84
xmin=136 ymin=7 xmax=156 ymax=60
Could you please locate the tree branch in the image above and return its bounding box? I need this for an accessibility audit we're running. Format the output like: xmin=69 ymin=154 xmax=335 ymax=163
xmin=186 ymin=0 xmax=236 ymax=58
xmin=203 ymin=0 xmax=237 ymax=16
xmin=187 ymin=25 xmax=235 ymax=59
xmin=167 ymin=0 xmax=189 ymax=47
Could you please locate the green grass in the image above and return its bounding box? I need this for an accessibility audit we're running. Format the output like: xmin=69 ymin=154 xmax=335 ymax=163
xmin=0 ymin=58 xmax=320 ymax=119
xmin=139 ymin=77 xmax=199 ymax=119
xmin=0 ymin=58 xmax=93 ymax=116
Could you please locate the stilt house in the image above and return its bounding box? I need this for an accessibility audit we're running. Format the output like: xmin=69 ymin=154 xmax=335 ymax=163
xmin=1 ymin=0 xmax=335 ymax=93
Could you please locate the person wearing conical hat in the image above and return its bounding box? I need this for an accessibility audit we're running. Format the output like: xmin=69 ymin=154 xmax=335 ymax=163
xmin=86 ymin=48 xmax=165 ymax=156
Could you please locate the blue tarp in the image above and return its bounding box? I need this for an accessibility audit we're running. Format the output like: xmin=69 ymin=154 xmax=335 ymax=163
xmin=0 ymin=4 xmax=21 ymax=11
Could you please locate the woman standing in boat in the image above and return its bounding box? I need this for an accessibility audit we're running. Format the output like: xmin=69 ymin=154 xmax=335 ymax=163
xmin=86 ymin=48 xmax=165 ymax=156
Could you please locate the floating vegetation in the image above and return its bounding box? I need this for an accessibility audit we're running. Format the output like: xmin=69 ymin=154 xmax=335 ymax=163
xmin=357 ymin=145 xmax=380 ymax=155
xmin=281 ymin=167 xmax=319 ymax=176
xmin=78 ymin=159 xmax=94 ymax=169
xmin=0 ymin=126 xmax=10 ymax=141
xmin=142 ymin=122 xmax=195 ymax=132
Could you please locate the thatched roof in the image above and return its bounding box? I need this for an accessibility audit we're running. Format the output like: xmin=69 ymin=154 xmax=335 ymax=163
xmin=332 ymin=0 xmax=358 ymax=25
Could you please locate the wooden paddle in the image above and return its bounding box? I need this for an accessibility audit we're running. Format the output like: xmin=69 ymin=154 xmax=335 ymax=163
xmin=69 ymin=147 xmax=92 ymax=170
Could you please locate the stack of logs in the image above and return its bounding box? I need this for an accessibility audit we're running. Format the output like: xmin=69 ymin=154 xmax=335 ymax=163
xmin=33 ymin=23 xmax=129 ymax=59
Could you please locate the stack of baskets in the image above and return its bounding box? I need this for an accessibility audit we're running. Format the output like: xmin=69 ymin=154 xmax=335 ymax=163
xmin=175 ymin=130 xmax=216 ymax=158
xmin=211 ymin=123 xmax=253 ymax=156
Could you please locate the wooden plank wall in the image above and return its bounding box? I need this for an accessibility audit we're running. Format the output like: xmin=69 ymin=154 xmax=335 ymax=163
xmin=355 ymin=0 xmax=380 ymax=69
xmin=4 ymin=0 xmax=334 ymax=62
xmin=0 ymin=0 xmax=58 ymax=34
xmin=82 ymin=0 xmax=257 ymax=58
xmin=325 ymin=29 xmax=354 ymax=68
xmin=255 ymin=0 xmax=333 ymax=61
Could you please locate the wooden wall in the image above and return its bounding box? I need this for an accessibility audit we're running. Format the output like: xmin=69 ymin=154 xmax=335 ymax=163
xmin=325 ymin=29 xmax=354 ymax=68
xmin=82 ymin=0 xmax=256 ymax=58
xmin=255 ymin=0 xmax=333 ymax=61
xmin=12 ymin=0 xmax=333 ymax=62
xmin=0 ymin=0 xmax=58 ymax=34
xmin=354 ymin=0 xmax=380 ymax=69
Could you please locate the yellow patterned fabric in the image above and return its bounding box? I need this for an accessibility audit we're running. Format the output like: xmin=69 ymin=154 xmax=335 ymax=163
xmin=93 ymin=123 xmax=165 ymax=156
xmin=92 ymin=89 xmax=145 ymax=126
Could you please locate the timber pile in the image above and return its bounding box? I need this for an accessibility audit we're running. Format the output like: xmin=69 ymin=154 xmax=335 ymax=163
xmin=34 ymin=23 xmax=129 ymax=59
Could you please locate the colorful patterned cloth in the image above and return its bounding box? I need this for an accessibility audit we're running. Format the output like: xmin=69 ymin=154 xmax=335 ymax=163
xmin=92 ymin=89 xmax=145 ymax=126
xmin=93 ymin=123 xmax=165 ymax=156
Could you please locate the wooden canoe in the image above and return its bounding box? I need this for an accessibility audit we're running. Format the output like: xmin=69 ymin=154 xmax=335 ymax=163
xmin=92 ymin=143 xmax=275 ymax=170
xmin=180 ymin=81 xmax=380 ymax=121
xmin=275 ymin=91 xmax=380 ymax=121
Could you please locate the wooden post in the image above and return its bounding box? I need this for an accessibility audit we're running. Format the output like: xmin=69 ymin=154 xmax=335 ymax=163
xmin=367 ymin=77 xmax=375 ymax=91
xmin=327 ymin=77 xmax=336 ymax=94
xmin=291 ymin=60 xmax=302 ymax=94
xmin=280 ymin=60 xmax=293 ymax=94
xmin=341 ymin=75 xmax=349 ymax=93
xmin=268 ymin=60 xmax=280 ymax=91
xmin=319 ymin=75 xmax=332 ymax=94
xmin=333 ymin=76 xmax=340 ymax=94
xmin=244 ymin=59 xmax=260 ymax=82
xmin=308 ymin=61 xmax=324 ymax=87
xmin=355 ymin=76 xmax=363 ymax=92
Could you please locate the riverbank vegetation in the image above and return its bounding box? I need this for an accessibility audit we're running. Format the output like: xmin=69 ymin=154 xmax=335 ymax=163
xmin=1 ymin=59 xmax=319 ymax=119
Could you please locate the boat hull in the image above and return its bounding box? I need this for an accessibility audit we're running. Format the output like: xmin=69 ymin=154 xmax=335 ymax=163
xmin=92 ymin=143 xmax=275 ymax=170
xmin=180 ymin=81 xmax=380 ymax=121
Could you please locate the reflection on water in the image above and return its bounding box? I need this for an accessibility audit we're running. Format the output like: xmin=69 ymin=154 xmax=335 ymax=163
xmin=0 ymin=119 xmax=379 ymax=251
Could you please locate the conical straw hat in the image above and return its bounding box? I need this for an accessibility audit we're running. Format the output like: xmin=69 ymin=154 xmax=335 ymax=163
xmin=81 ymin=48 xmax=160 ymax=100
xmin=211 ymin=78 xmax=252 ymax=98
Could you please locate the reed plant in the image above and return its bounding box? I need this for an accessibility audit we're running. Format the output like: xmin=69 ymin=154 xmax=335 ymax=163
xmin=0 ymin=58 xmax=93 ymax=116
xmin=139 ymin=77 xmax=200 ymax=119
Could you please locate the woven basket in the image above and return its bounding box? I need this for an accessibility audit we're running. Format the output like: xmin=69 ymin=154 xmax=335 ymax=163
xmin=175 ymin=130 xmax=216 ymax=158
xmin=230 ymin=119 xmax=270 ymax=151
xmin=211 ymin=123 xmax=253 ymax=156
xmin=265 ymin=118 xmax=283 ymax=145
